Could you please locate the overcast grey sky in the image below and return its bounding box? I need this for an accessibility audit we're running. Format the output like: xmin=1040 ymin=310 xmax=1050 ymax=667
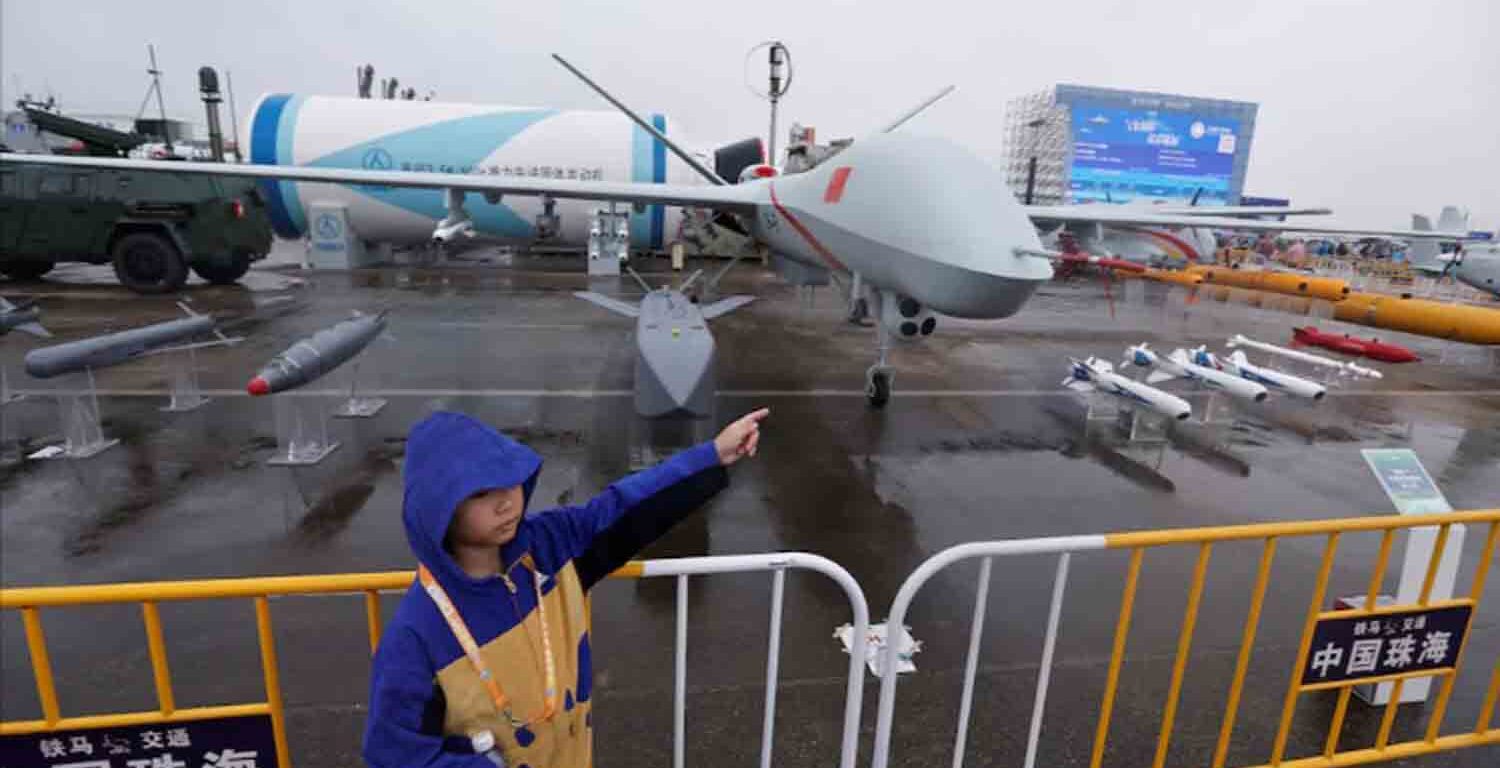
xmin=3 ymin=0 xmax=1496 ymax=231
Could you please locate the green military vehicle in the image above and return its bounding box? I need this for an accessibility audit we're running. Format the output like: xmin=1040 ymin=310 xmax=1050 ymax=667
xmin=0 ymin=105 xmax=273 ymax=294
xmin=0 ymin=162 xmax=274 ymax=294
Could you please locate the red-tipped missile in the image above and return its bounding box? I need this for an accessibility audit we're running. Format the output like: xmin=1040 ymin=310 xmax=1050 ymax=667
xmin=246 ymin=312 xmax=386 ymax=395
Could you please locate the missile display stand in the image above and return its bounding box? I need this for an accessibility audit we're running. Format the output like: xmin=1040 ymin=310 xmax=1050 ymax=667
xmin=161 ymin=344 xmax=211 ymax=412
xmin=1193 ymin=390 xmax=1238 ymax=426
xmin=1119 ymin=406 xmax=1171 ymax=444
xmin=331 ymin=361 xmax=387 ymax=418
xmin=268 ymin=395 xmax=340 ymax=466
xmin=1 ymin=366 xmax=24 ymax=405
xmin=1074 ymin=391 xmax=1168 ymax=444
xmin=588 ymin=205 xmax=628 ymax=276
xmin=1079 ymin=389 xmax=1122 ymax=425
xmin=1 ymin=368 xmax=22 ymax=466
xmin=52 ymin=368 xmax=119 ymax=459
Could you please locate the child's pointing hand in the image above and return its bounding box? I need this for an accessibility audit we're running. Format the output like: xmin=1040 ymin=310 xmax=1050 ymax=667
xmin=715 ymin=408 xmax=770 ymax=466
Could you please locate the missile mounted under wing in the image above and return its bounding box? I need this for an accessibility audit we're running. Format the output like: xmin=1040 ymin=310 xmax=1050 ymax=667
xmin=247 ymin=311 xmax=388 ymax=395
xmin=575 ymin=271 xmax=754 ymax=418
xmin=1063 ymin=356 xmax=1192 ymax=421
xmin=1124 ymin=343 xmax=1269 ymax=403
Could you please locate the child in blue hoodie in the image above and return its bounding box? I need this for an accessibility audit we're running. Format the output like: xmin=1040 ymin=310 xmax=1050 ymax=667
xmin=364 ymin=408 xmax=768 ymax=768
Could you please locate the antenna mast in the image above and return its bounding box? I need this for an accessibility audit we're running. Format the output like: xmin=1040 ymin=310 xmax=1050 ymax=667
xmin=745 ymin=41 xmax=792 ymax=167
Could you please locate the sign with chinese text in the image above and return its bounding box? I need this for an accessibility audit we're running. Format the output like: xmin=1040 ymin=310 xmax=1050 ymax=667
xmin=1361 ymin=449 xmax=1453 ymax=515
xmin=1301 ymin=604 xmax=1472 ymax=687
xmin=0 ymin=713 xmax=277 ymax=768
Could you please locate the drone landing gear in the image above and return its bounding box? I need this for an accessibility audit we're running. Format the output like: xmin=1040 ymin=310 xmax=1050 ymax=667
xmin=865 ymin=288 xmax=893 ymax=408
xmin=847 ymin=272 xmax=871 ymax=326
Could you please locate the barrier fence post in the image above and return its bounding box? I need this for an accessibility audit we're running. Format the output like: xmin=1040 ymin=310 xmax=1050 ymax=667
xmin=1212 ymin=538 xmax=1277 ymax=768
xmin=1271 ymin=533 xmax=1340 ymax=765
xmin=1429 ymin=521 xmax=1498 ymax=741
xmin=1022 ymin=553 xmax=1071 ymax=768
xmin=951 ymin=556 xmax=993 ymax=768
xmin=21 ymin=607 xmax=61 ymax=726
xmin=674 ymin=573 xmax=689 ymax=768
xmin=1152 ymin=542 xmax=1213 ymax=768
xmin=364 ymin=589 xmax=383 ymax=653
xmin=759 ymin=568 xmax=786 ymax=768
xmin=1090 ymin=547 xmax=1143 ymax=768
xmin=141 ymin=601 xmax=177 ymax=716
xmin=254 ymin=595 xmax=293 ymax=768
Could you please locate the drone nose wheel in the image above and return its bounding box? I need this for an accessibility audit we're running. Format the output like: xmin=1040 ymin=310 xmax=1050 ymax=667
xmin=866 ymin=366 xmax=892 ymax=408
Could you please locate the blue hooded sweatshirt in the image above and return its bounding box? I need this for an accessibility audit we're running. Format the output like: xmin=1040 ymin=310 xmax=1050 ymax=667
xmin=364 ymin=412 xmax=727 ymax=768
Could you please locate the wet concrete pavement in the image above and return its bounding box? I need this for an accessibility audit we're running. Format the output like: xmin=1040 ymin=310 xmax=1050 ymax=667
xmin=2 ymin=255 xmax=1498 ymax=767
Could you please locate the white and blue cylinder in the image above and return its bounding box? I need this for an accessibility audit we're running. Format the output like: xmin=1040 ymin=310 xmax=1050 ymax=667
xmin=247 ymin=94 xmax=697 ymax=250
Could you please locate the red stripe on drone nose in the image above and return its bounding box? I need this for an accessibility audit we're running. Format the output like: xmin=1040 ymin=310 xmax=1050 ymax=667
xmin=824 ymin=167 xmax=853 ymax=204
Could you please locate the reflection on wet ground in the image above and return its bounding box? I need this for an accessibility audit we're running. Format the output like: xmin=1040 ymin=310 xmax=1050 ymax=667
xmin=2 ymin=257 xmax=1497 ymax=767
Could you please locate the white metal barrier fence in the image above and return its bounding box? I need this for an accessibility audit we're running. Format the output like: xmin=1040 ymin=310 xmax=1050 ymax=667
xmin=617 ymin=553 xmax=870 ymax=768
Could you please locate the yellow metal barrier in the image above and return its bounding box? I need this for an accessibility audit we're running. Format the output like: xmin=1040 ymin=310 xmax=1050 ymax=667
xmin=0 ymin=566 xmax=650 ymax=768
xmin=3 ymin=555 xmax=870 ymax=768
xmin=871 ymin=509 xmax=1500 ymax=768
xmin=1108 ymin=510 xmax=1500 ymax=768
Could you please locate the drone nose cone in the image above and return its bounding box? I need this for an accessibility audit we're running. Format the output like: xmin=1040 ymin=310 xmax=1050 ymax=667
xmin=247 ymin=377 xmax=270 ymax=396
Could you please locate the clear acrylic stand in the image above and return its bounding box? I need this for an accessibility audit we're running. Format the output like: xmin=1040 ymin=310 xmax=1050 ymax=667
xmin=1196 ymin=390 xmax=1237 ymax=425
xmin=56 ymin=368 xmax=118 ymax=459
xmin=1081 ymin=389 xmax=1122 ymax=423
xmin=1120 ymin=407 xmax=1170 ymax=444
xmin=332 ymin=361 xmax=386 ymax=418
xmin=161 ymin=345 xmax=211 ymax=412
xmin=268 ymin=395 xmax=340 ymax=465
xmin=1 ymin=366 xmax=24 ymax=405
xmin=0 ymin=402 xmax=16 ymax=466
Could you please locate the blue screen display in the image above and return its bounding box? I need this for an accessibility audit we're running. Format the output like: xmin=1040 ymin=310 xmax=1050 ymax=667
xmin=1069 ymin=100 xmax=1241 ymax=205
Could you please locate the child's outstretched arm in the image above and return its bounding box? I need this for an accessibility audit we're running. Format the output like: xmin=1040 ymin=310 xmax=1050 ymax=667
xmin=554 ymin=409 xmax=769 ymax=588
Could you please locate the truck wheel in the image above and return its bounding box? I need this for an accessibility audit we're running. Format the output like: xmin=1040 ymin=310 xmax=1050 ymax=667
xmin=191 ymin=250 xmax=254 ymax=285
xmin=112 ymin=232 xmax=187 ymax=294
xmin=0 ymin=260 xmax=54 ymax=280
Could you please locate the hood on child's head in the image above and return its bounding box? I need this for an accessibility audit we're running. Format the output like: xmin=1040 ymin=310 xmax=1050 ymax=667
xmin=402 ymin=411 xmax=542 ymax=590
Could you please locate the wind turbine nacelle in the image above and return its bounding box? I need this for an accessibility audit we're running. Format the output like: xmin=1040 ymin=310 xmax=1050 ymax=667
xmin=882 ymin=294 xmax=936 ymax=341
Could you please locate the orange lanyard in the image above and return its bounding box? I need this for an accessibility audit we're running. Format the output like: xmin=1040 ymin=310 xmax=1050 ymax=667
xmin=418 ymin=557 xmax=558 ymax=727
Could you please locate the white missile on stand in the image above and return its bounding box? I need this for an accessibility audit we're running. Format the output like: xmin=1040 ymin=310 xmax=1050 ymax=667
xmin=1063 ymin=357 xmax=1193 ymax=421
xmin=1190 ymin=346 xmax=1327 ymax=401
xmin=1124 ymin=343 xmax=1269 ymax=403
xmin=1226 ymin=334 xmax=1383 ymax=380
